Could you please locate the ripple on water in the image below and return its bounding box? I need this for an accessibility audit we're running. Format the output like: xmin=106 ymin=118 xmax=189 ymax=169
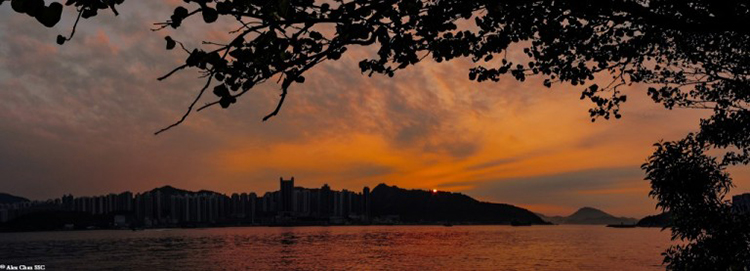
xmin=0 ymin=225 xmax=673 ymax=270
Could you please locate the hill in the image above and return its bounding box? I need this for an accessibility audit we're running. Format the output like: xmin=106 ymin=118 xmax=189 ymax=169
xmin=370 ymin=184 xmax=547 ymax=225
xmin=150 ymin=185 xmax=221 ymax=196
xmin=538 ymin=207 xmax=638 ymax=225
xmin=0 ymin=193 xmax=30 ymax=204
xmin=636 ymin=212 xmax=672 ymax=228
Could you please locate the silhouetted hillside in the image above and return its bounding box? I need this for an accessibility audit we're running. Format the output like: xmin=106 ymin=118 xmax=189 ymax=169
xmin=539 ymin=207 xmax=637 ymax=225
xmin=0 ymin=193 xmax=29 ymax=204
xmin=637 ymin=212 xmax=672 ymax=228
xmin=370 ymin=184 xmax=547 ymax=224
xmin=151 ymin=185 xmax=220 ymax=196
xmin=535 ymin=213 xmax=561 ymax=223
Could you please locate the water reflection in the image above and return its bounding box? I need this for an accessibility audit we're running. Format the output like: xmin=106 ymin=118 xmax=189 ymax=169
xmin=0 ymin=225 xmax=673 ymax=270
xmin=278 ymin=229 xmax=298 ymax=269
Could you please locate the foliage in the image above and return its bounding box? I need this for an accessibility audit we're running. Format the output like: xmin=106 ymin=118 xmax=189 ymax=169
xmin=644 ymin=135 xmax=750 ymax=270
xmin=3 ymin=0 xmax=750 ymax=269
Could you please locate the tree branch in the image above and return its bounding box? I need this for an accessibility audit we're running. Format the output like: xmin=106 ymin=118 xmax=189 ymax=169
xmin=263 ymin=86 xmax=288 ymax=121
xmin=154 ymin=73 xmax=214 ymax=135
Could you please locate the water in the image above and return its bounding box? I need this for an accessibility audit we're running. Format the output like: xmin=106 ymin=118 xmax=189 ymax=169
xmin=0 ymin=225 xmax=673 ymax=270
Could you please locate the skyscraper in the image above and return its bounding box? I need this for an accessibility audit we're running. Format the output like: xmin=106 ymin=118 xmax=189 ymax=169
xmin=320 ymin=184 xmax=332 ymax=218
xmin=363 ymin=186 xmax=371 ymax=221
xmin=280 ymin=177 xmax=294 ymax=215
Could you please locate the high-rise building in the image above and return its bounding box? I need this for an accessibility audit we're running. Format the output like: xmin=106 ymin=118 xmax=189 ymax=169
xmin=62 ymin=194 xmax=74 ymax=211
xmin=117 ymin=192 xmax=133 ymax=212
xmin=292 ymin=189 xmax=300 ymax=213
xmin=0 ymin=209 xmax=8 ymax=223
xmin=247 ymin=193 xmax=257 ymax=223
xmin=301 ymin=189 xmax=311 ymax=215
xmin=280 ymin=177 xmax=294 ymax=214
xmin=184 ymin=195 xmax=193 ymax=222
xmin=320 ymin=184 xmax=332 ymax=218
xmin=309 ymin=189 xmax=321 ymax=216
xmin=733 ymin=193 xmax=750 ymax=215
xmin=261 ymin=192 xmax=273 ymax=213
xmin=341 ymin=190 xmax=351 ymax=218
xmin=106 ymin=193 xmax=116 ymax=214
xmin=170 ymin=195 xmax=179 ymax=224
xmin=333 ymin=190 xmax=342 ymax=217
xmin=231 ymin=193 xmax=241 ymax=218
xmin=363 ymin=186 xmax=371 ymax=221
xmin=155 ymin=190 xmax=163 ymax=223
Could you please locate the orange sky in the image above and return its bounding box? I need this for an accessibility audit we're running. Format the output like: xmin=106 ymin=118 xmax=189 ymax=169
xmin=0 ymin=2 xmax=747 ymax=218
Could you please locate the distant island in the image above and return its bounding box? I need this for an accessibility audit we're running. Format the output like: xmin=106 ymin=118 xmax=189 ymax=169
xmin=636 ymin=212 xmax=672 ymax=228
xmin=371 ymin=184 xmax=546 ymax=225
xmin=0 ymin=178 xmax=549 ymax=232
xmin=537 ymin=207 xmax=638 ymax=225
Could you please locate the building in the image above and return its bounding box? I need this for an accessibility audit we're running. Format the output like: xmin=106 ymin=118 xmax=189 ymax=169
xmin=244 ymin=192 xmax=257 ymax=223
xmin=0 ymin=208 xmax=9 ymax=223
xmin=363 ymin=186 xmax=371 ymax=221
xmin=280 ymin=177 xmax=294 ymax=215
xmin=732 ymin=193 xmax=750 ymax=215
xmin=320 ymin=184 xmax=332 ymax=218
xmin=1 ymin=177 xmax=375 ymax=227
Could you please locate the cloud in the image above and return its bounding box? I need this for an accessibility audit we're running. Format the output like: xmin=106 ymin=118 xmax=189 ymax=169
xmin=465 ymin=166 xmax=654 ymax=216
xmin=1 ymin=3 xmax=747 ymax=219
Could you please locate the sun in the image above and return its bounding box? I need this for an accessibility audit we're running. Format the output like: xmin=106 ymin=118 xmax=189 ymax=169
xmin=432 ymin=189 xmax=437 ymax=193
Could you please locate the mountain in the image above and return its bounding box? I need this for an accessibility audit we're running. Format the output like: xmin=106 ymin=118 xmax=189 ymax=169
xmin=150 ymin=185 xmax=221 ymax=196
xmin=538 ymin=207 xmax=638 ymax=225
xmin=535 ymin=213 xmax=566 ymax=224
xmin=0 ymin=193 xmax=30 ymax=204
xmin=636 ymin=212 xmax=672 ymax=228
xmin=370 ymin=184 xmax=548 ymax=225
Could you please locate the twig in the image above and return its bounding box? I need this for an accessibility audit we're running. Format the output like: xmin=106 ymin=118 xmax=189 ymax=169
xmin=157 ymin=64 xmax=188 ymax=81
xmin=263 ymin=86 xmax=288 ymax=121
xmin=154 ymin=73 xmax=214 ymax=135
xmin=60 ymin=9 xmax=84 ymax=42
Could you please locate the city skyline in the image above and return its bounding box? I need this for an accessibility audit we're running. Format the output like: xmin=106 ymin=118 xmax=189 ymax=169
xmin=7 ymin=176 xmax=750 ymax=222
xmin=1 ymin=177 xmax=377 ymax=226
xmin=2 ymin=163 xmax=748 ymax=219
xmin=0 ymin=176 xmax=654 ymax=218
xmin=3 ymin=177 xmax=570 ymax=229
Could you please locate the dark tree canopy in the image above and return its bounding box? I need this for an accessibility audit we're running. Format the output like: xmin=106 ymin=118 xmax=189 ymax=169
xmin=4 ymin=0 xmax=750 ymax=269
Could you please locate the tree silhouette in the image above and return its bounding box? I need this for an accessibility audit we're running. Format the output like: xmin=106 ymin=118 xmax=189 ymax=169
xmin=4 ymin=0 xmax=750 ymax=269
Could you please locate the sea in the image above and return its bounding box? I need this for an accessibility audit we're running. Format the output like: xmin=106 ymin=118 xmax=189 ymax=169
xmin=0 ymin=225 xmax=674 ymax=270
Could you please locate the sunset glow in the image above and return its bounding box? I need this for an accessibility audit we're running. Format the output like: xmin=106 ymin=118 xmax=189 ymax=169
xmin=0 ymin=2 xmax=748 ymax=219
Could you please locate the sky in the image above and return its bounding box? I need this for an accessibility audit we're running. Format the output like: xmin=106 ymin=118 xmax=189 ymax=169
xmin=1 ymin=1 xmax=748 ymax=218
